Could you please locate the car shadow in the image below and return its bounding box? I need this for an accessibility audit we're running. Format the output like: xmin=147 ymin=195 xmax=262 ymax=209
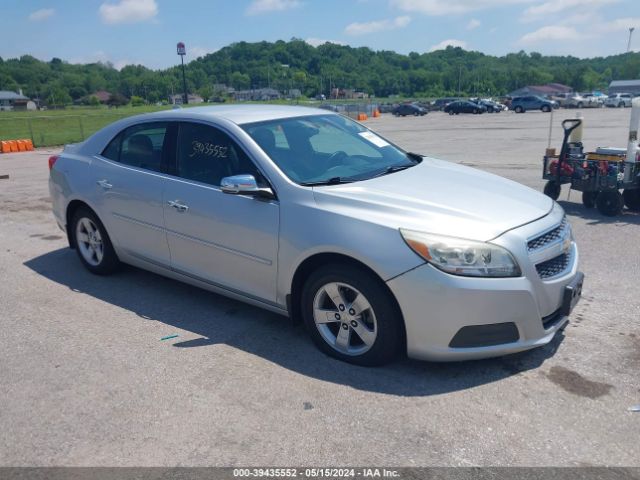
xmin=558 ymin=200 xmax=640 ymax=226
xmin=24 ymin=248 xmax=565 ymax=397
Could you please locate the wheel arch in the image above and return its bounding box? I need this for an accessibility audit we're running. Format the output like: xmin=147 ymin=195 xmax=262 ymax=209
xmin=287 ymin=252 xmax=406 ymax=345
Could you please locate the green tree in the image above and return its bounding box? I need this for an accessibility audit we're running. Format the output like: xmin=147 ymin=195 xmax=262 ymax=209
xmin=230 ymin=71 xmax=250 ymax=90
xmin=43 ymin=85 xmax=71 ymax=108
xmin=107 ymin=93 xmax=128 ymax=108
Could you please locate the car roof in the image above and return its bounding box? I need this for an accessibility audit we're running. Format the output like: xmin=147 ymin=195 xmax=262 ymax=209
xmin=143 ymin=104 xmax=331 ymax=125
xmin=76 ymin=104 xmax=336 ymax=155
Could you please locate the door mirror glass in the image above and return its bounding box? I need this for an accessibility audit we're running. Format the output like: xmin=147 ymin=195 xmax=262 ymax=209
xmin=221 ymin=174 xmax=274 ymax=198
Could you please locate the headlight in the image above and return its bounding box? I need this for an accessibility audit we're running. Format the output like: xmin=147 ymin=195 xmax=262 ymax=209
xmin=400 ymin=229 xmax=521 ymax=277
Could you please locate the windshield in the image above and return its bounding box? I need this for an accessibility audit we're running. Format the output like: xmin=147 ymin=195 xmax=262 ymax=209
xmin=242 ymin=114 xmax=417 ymax=185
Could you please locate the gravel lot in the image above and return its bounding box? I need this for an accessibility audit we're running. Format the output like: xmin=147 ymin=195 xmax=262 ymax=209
xmin=0 ymin=108 xmax=638 ymax=467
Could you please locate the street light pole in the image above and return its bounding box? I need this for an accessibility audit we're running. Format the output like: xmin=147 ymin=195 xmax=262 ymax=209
xmin=177 ymin=42 xmax=188 ymax=105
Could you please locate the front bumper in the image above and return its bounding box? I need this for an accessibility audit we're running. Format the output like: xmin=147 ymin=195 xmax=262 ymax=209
xmin=388 ymin=209 xmax=582 ymax=361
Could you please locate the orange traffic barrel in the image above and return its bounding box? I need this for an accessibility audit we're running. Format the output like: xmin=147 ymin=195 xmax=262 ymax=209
xmin=17 ymin=140 xmax=27 ymax=151
xmin=357 ymin=113 xmax=368 ymax=121
xmin=373 ymin=109 xmax=381 ymax=118
xmin=1 ymin=141 xmax=11 ymax=153
xmin=8 ymin=141 xmax=18 ymax=152
xmin=24 ymin=139 xmax=34 ymax=151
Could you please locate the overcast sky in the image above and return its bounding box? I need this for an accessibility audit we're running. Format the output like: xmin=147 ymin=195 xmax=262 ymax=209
xmin=2 ymin=0 xmax=638 ymax=70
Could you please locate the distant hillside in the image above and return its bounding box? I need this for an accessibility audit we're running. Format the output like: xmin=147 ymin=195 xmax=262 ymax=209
xmin=0 ymin=39 xmax=639 ymax=105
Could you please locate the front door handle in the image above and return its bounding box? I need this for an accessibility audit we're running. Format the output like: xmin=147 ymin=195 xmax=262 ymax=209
xmin=167 ymin=200 xmax=189 ymax=212
xmin=97 ymin=179 xmax=113 ymax=189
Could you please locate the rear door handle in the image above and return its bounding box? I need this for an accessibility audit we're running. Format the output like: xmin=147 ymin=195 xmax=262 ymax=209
xmin=167 ymin=200 xmax=189 ymax=212
xmin=97 ymin=179 xmax=113 ymax=189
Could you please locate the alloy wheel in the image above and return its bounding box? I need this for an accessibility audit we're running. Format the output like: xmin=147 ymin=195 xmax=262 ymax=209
xmin=312 ymin=282 xmax=377 ymax=356
xmin=75 ymin=217 xmax=104 ymax=266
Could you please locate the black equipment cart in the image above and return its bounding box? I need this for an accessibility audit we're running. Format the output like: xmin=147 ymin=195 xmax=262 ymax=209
xmin=542 ymin=119 xmax=640 ymax=216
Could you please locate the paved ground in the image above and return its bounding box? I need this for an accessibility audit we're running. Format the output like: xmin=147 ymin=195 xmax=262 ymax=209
xmin=0 ymin=108 xmax=638 ymax=467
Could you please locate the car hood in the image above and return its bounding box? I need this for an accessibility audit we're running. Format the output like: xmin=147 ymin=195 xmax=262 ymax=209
xmin=312 ymin=158 xmax=553 ymax=242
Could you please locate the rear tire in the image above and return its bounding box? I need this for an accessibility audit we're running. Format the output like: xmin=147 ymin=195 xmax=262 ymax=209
xmin=543 ymin=181 xmax=561 ymax=200
xmin=515 ymin=106 xmax=524 ymax=113
xmin=71 ymin=207 xmax=120 ymax=275
xmin=596 ymin=191 xmax=624 ymax=216
xmin=623 ymin=189 xmax=640 ymax=211
xmin=301 ymin=264 xmax=403 ymax=366
xmin=542 ymin=105 xmax=551 ymax=112
xmin=582 ymin=191 xmax=597 ymax=209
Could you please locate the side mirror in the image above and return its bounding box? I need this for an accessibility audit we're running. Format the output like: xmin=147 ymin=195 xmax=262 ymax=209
xmin=220 ymin=174 xmax=275 ymax=199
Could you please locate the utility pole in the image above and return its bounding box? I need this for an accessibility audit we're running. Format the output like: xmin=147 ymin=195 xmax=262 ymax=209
xmin=177 ymin=42 xmax=188 ymax=104
xmin=628 ymin=27 xmax=635 ymax=53
xmin=458 ymin=66 xmax=462 ymax=96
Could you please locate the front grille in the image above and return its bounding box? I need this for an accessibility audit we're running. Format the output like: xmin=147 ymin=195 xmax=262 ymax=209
xmin=527 ymin=217 xmax=568 ymax=252
xmin=536 ymin=253 xmax=571 ymax=279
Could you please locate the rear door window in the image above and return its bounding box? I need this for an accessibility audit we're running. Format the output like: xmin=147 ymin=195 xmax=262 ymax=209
xmin=101 ymin=122 xmax=170 ymax=173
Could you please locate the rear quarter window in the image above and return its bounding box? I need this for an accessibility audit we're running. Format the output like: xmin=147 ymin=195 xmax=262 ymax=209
xmin=102 ymin=133 xmax=121 ymax=161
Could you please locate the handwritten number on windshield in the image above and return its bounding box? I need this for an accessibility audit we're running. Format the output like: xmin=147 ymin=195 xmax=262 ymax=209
xmin=189 ymin=140 xmax=228 ymax=158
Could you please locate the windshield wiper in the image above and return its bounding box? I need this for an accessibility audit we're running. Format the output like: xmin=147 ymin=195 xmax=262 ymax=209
xmin=366 ymin=163 xmax=415 ymax=180
xmin=299 ymin=177 xmax=354 ymax=186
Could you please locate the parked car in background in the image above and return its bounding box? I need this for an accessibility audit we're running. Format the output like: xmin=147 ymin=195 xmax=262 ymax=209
xmin=378 ymin=103 xmax=397 ymax=113
xmin=393 ymin=103 xmax=427 ymax=116
xmin=563 ymin=93 xmax=602 ymax=109
xmin=48 ymin=105 xmax=583 ymax=365
xmin=549 ymin=93 xmax=570 ymax=107
xmin=444 ymin=100 xmax=487 ymax=115
xmin=510 ymin=96 xmax=555 ymax=113
xmin=433 ymin=97 xmax=459 ymax=111
xmin=582 ymin=93 xmax=605 ymax=107
xmin=605 ymin=93 xmax=634 ymax=108
xmin=476 ymin=99 xmax=503 ymax=113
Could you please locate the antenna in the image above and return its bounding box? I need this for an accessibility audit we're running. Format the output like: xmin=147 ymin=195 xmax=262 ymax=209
xmin=628 ymin=27 xmax=635 ymax=53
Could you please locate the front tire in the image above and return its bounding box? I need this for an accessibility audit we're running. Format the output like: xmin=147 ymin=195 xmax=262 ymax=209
xmin=71 ymin=207 xmax=120 ymax=275
xmin=623 ymin=189 xmax=640 ymax=211
xmin=515 ymin=106 xmax=524 ymax=113
xmin=596 ymin=191 xmax=624 ymax=216
xmin=582 ymin=191 xmax=597 ymax=208
xmin=542 ymin=105 xmax=551 ymax=112
xmin=543 ymin=181 xmax=561 ymax=200
xmin=301 ymin=264 xmax=403 ymax=366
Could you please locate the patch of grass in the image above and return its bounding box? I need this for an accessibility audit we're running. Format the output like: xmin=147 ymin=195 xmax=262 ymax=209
xmin=0 ymin=105 xmax=171 ymax=147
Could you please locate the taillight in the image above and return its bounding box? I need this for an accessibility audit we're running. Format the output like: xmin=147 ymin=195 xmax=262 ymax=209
xmin=48 ymin=155 xmax=59 ymax=171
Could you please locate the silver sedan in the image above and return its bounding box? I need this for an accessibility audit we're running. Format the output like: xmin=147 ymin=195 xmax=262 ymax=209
xmin=49 ymin=105 xmax=583 ymax=365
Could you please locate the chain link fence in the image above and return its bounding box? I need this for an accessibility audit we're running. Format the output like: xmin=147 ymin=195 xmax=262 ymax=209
xmin=0 ymin=112 xmax=142 ymax=148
